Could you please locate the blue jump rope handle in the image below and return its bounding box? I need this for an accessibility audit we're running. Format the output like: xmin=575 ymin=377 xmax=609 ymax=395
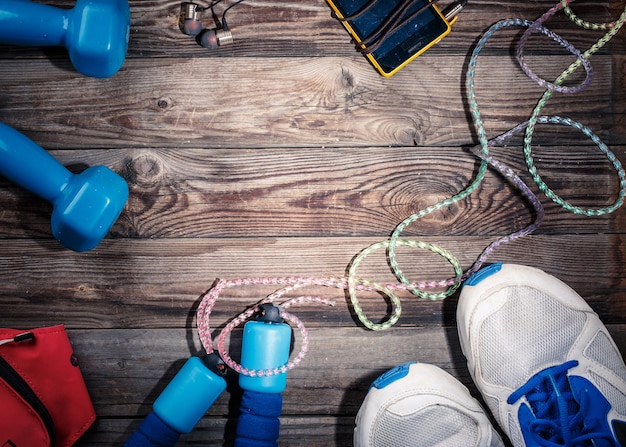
xmin=125 ymin=306 xmax=290 ymax=446
xmin=235 ymin=318 xmax=292 ymax=447
xmin=124 ymin=356 xmax=227 ymax=447
xmin=235 ymin=391 xmax=283 ymax=447
xmin=124 ymin=412 xmax=180 ymax=447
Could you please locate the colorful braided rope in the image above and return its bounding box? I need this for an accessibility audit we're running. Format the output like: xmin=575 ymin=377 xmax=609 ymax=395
xmin=197 ymin=0 xmax=626 ymax=375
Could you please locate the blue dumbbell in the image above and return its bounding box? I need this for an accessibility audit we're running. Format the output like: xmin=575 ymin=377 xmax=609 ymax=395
xmin=0 ymin=122 xmax=128 ymax=252
xmin=0 ymin=0 xmax=130 ymax=78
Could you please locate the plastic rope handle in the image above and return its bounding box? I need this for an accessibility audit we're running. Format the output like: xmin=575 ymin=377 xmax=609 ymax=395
xmin=124 ymin=354 xmax=227 ymax=446
xmin=227 ymin=304 xmax=292 ymax=446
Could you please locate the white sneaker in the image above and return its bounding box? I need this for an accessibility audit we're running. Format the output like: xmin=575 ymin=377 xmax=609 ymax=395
xmin=353 ymin=362 xmax=505 ymax=447
xmin=457 ymin=263 xmax=626 ymax=446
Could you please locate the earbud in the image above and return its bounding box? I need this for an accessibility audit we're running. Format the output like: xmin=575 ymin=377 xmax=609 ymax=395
xmin=179 ymin=2 xmax=235 ymax=49
xmin=199 ymin=28 xmax=233 ymax=49
xmin=181 ymin=2 xmax=203 ymax=36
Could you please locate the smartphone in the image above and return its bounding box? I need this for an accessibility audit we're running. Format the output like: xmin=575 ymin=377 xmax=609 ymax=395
xmin=326 ymin=0 xmax=451 ymax=77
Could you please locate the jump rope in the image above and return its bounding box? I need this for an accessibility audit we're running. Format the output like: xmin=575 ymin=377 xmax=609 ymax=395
xmin=127 ymin=1 xmax=626 ymax=445
xmin=198 ymin=0 xmax=626 ymax=373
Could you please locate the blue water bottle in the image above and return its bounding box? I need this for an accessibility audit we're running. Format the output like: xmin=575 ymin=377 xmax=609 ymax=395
xmin=235 ymin=304 xmax=292 ymax=447
xmin=125 ymin=352 xmax=227 ymax=447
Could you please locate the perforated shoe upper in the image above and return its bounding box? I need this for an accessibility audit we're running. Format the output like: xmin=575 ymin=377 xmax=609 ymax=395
xmin=354 ymin=362 xmax=505 ymax=447
xmin=457 ymin=263 xmax=626 ymax=446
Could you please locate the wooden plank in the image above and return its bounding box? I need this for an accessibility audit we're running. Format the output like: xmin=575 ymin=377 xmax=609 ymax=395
xmin=160 ymin=0 xmax=626 ymax=57
xmin=0 ymin=234 xmax=625 ymax=329
xmin=612 ymin=55 xmax=626 ymax=142
xmin=73 ymin=327 xmax=458 ymax=417
xmin=67 ymin=324 xmax=626 ymax=445
xmin=0 ymin=145 xmax=623 ymax=239
xmin=0 ymin=54 xmax=620 ymax=149
xmin=69 ymin=325 xmax=626 ymax=414
xmin=77 ymin=416 xmax=355 ymax=446
xmin=0 ymin=1 xmax=622 ymax=60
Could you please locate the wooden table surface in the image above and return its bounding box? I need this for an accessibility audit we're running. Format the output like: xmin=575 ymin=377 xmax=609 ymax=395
xmin=1 ymin=0 xmax=625 ymax=445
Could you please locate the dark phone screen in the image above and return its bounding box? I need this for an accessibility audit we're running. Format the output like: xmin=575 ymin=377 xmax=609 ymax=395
xmin=332 ymin=0 xmax=448 ymax=73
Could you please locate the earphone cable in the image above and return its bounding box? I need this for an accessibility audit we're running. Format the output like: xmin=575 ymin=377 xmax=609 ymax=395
xmin=194 ymin=0 xmax=244 ymax=29
xmin=222 ymin=0 xmax=244 ymax=29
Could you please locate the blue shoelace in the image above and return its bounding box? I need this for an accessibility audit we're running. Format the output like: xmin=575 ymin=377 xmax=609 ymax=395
xmin=508 ymin=360 xmax=616 ymax=446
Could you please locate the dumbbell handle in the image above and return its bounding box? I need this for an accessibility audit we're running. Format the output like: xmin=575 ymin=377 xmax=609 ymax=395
xmin=0 ymin=1 xmax=67 ymax=47
xmin=0 ymin=122 xmax=71 ymax=203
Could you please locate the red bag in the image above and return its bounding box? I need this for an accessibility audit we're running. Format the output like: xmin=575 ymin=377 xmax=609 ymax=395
xmin=0 ymin=325 xmax=96 ymax=446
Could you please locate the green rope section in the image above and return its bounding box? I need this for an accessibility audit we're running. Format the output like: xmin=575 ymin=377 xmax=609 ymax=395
xmin=562 ymin=0 xmax=615 ymax=31
xmin=348 ymin=239 xmax=463 ymax=330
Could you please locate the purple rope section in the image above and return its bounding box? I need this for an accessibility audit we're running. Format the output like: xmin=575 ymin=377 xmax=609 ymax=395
xmin=461 ymin=143 xmax=545 ymax=282
xmin=515 ymin=1 xmax=593 ymax=94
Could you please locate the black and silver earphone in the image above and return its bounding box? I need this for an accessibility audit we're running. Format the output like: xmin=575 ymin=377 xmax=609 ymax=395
xmin=179 ymin=0 xmax=243 ymax=49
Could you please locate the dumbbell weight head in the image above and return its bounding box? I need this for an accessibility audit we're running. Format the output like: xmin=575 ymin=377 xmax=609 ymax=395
xmin=51 ymin=165 xmax=129 ymax=252
xmin=65 ymin=0 xmax=131 ymax=78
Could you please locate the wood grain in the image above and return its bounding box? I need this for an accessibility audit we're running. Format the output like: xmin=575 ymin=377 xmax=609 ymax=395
xmin=0 ymin=1 xmax=623 ymax=60
xmin=0 ymin=0 xmax=624 ymax=445
xmin=0 ymin=54 xmax=620 ymax=149
xmin=0 ymin=145 xmax=623 ymax=239
xmin=69 ymin=324 xmax=626 ymax=444
xmin=0 ymin=234 xmax=625 ymax=331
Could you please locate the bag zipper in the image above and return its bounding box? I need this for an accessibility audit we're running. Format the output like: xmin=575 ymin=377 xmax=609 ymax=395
xmin=0 ymin=335 xmax=56 ymax=447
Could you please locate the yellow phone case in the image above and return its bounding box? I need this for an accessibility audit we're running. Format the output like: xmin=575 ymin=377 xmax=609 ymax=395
xmin=327 ymin=0 xmax=452 ymax=77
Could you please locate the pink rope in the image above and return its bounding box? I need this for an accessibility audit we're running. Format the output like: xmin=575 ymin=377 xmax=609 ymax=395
xmin=196 ymin=274 xmax=452 ymax=376
xmin=197 ymin=277 xmax=339 ymax=376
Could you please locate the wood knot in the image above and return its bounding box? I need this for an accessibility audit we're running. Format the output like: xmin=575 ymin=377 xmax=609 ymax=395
xmin=123 ymin=152 xmax=165 ymax=188
xmin=339 ymin=66 xmax=369 ymax=109
xmin=157 ymin=97 xmax=174 ymax=110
